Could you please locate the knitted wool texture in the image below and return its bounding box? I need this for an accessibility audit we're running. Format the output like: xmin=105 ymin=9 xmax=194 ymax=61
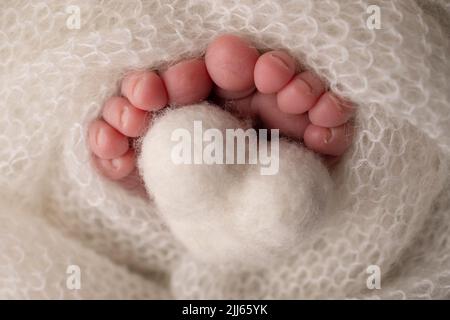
xmin=0 ymin=0 xmax=449 ymax=299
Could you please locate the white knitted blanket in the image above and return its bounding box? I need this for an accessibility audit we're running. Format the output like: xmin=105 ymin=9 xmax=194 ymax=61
xmin=0 ymin=0 xmax=449 ymax=299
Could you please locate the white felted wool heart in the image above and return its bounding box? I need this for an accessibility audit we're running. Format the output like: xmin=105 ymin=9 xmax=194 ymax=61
xmin=139 ymin=102 xmax=333 ymax=266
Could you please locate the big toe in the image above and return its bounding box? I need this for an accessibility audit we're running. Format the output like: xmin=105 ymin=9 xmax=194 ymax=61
xmin=205 ymin=34 xmax=260 ymax=99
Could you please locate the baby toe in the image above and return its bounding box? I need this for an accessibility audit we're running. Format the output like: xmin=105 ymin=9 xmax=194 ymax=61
xmin=254 ymin=50 xmax=296 ymax=94
xmin=161 ymin=58 xmax=212 ymax=106
xmin=252 ymin=92 xmax=310 ymax=140
xmin=88 ymin=119 xmax=129 ymax=159
xmin=277 ymin=71 xmax=326 ymax=114
xmin=303 ymin=123 xmax=354 ymax=156
xmin=308 ymin=92 xmax=355 ymax=128
xmin=93 ymin=149 xmax=136 ymax=180
xmin=121 ymin=71 xmax=168 ymax=111
xmin=102 ymin=96 xmax=150 ymax=138
xmin=205 ymin=34 xmax=259 ymax=98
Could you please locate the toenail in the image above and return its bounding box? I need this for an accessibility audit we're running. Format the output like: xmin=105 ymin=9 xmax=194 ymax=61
xmin=111 ymin=158 xmax=121 ymax=170
xmin=270 ymin=52 xmax=291 ymax=70
xmin=132 ymin=74 xmax=146 ymax=101
xmin=329 ymin=93 xmax=353 ymax=114
xmin=295 ymin=76 xmax=313 ymax=96
xmin=328 ymin=93 xmax=342 ymax=112
xmin=120 ymin=105 xmax=130 ymax=129
xmin=323 ymin=128 xmax=332 ymax=144
xmin=96 ymin=127 xmax=107 ymax=147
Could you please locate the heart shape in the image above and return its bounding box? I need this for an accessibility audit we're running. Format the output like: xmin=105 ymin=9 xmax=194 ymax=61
xmin=139 ymin=102 xmax=333 ymax=266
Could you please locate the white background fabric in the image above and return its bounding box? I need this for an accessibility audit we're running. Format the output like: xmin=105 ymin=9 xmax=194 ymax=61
xmin=0 ymin=0 xmax=449 ymax=299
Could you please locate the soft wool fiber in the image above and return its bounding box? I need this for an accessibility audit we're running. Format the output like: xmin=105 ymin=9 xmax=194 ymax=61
xmin=0 ymin=0 xmax=449 ymax=299
xmin=139 ymin=103 xmax=333 ymax=267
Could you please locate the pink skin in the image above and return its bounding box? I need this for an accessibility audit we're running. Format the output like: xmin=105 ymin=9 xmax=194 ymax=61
xmin=88 ymin=34 xmax=356 ymax=180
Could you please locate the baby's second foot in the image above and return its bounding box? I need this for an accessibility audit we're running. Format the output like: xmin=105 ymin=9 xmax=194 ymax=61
xmin=88 ymin=34 xmax=355 ymax=181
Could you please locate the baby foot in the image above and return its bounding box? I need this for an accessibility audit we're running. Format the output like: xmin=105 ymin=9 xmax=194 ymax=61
xmin=206 ymin=35 xmax=354 ymax=159
xmin=88 ymin=34 xmax=355 ymax=181
xmin=88 ymin=58 xmax=212 ymax=180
